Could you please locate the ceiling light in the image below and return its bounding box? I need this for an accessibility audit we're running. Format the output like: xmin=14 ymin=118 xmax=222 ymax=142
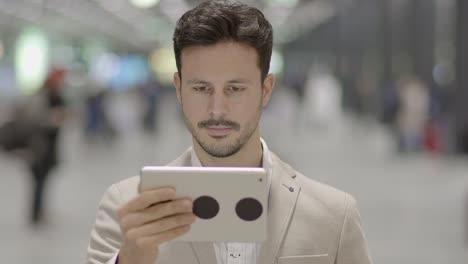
xmin=15 ymin=28 xmax=50 ymax=94
xmin=129 ymin=0 xmax=160 ymax=9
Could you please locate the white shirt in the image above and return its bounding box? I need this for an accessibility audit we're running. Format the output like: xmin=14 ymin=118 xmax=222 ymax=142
xmin=190 ymin=138 xmax=273 ymax=264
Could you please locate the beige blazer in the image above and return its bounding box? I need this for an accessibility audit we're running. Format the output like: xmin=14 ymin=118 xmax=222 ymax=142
xmin=86 ymin=149 xmax=372 ymax=264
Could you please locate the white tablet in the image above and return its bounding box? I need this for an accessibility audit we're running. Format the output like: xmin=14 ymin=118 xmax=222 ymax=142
xmin=140 ymin=166 xmax=268 ymax=242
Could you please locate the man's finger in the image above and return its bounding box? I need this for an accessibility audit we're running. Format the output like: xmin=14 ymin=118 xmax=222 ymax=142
xmin=121 ymin=198 xmax=193 ymax=228
xmin=137 ymin=225 xmax=192 ymax=247
xmin=127 ymin=213 xmax=196 ymax=240
xmin=119 ymin=187 xmax=176 ymax=217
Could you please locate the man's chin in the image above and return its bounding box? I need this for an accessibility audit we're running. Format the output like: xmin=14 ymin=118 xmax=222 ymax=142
xmin=195 ymin=136 xmax=241 ymax=157
xmin=204 ymin=145 xmax=241 ymax=158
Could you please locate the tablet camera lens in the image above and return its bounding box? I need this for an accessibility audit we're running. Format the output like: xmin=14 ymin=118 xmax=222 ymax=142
xmin=235 ymin=197 xmax=263 ymax=221
xmin=193 ymin=195 xmax=220 ymax=219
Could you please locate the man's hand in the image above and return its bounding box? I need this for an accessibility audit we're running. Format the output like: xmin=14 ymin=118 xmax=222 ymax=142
xmin=117 ymin=187 xmax=196 ymax=264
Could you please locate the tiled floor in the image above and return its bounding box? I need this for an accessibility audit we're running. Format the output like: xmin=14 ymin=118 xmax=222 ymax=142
xmin=1 ymin=90 xmax=466 ymax=263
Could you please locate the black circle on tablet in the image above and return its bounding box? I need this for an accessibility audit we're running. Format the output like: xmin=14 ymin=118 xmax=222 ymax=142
xmin=235 ymin=198 xmax=263 ymax=221
xmin=193 ymin=196 xmax=219 ymax=219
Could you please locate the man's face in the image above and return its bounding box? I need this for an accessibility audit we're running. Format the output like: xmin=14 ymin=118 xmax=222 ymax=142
xmin=174 ymin=41 xmax=274 ymax=158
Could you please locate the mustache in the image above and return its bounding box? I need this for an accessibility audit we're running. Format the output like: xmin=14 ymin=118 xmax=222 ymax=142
xmin=198 ymin=119 xmax=240 ymax=131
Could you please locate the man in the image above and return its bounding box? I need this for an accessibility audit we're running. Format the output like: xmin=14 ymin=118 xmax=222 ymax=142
xmin=86 ymin=1 xmax=372 ymax=264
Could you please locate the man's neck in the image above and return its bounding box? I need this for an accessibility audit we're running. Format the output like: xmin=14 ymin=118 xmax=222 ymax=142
xmin=193 ymin=134 xmax=263 ymax=168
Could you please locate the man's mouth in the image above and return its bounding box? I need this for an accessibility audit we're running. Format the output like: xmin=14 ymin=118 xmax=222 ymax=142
xmin=205 ymin=126 xmax=233 ymax=136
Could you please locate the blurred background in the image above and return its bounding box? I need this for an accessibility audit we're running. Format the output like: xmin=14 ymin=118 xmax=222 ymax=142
xmin=0 ymin=0 xmax=467 ymax=263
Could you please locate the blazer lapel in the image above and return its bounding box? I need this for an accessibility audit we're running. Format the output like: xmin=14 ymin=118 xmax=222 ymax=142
xmin=258 ymin=155 xmax=300 ymax=264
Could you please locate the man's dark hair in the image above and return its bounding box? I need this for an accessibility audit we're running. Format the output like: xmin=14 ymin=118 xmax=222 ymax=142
xmin=173 ymin=0 xmax=273 ymax=81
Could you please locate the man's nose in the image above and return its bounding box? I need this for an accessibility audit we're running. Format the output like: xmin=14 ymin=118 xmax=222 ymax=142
xmin=207 ymin=89 xmax=229 ymax=118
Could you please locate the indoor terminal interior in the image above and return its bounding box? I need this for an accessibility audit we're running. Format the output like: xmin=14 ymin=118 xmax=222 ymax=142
xmin=0 ymin=0 xmax=467 ymax=263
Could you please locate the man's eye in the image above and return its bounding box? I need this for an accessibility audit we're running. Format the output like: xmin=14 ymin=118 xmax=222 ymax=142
xmin=193 ymin=86 xmax=207 ymax=92
xmin=228 ymin=86 xmax=245 ymax=92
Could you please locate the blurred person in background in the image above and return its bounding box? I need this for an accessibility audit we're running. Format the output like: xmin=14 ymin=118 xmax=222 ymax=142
xmin=395 ymin=76 xmax=430 ymax=153
xmin=303 ymin=64 xmax=343 ymax=130
xmin=380 ymin=81 xmax=400 ymax=125
xmin=462 ymin=124 xmax=468 ymax=154
xmin=84 ymin=82 xmax=116 ymax=142
xmin=139 ymin=76 xmax=163 ymax=133
xmin=0 ymin=67 xmax=67 ymax=225
xmin=288 ymin=70 xmax=307 ymax=127
xmin=85 ymin=1 xmax=372 ymax=264
xmin=28 ymin=67 xmax=67 ymax=225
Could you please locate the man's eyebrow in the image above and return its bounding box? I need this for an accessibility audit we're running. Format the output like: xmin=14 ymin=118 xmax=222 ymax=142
xmin=187 ymin=79 xmax=211 ymax=85
xmin=226 ymin=79 xmax=252 ymax=85
xmin=186 ymin=79 xmax=252 ymax=85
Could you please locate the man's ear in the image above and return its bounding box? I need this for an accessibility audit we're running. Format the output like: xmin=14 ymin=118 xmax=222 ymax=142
xmin=173 ymin=72 xmax=182 ymax=104
xmin=262 ymin=73 xmax=276 ymax=107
